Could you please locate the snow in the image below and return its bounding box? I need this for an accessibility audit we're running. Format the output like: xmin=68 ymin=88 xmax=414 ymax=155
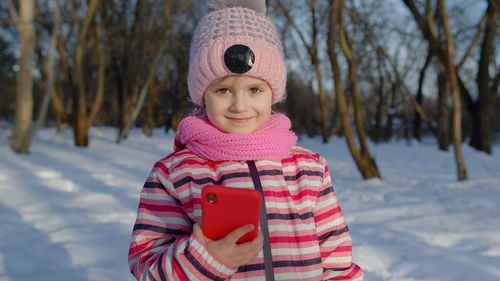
xmin=1 ymin=126 xmax=499 ymax=281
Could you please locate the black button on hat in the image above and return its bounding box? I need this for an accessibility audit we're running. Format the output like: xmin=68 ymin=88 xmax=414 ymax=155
xmin=224 ymin=44 xmax=255 ymax=74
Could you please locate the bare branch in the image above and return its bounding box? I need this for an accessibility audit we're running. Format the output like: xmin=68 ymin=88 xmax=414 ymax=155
xmin=7 ymin=0 xmax=19 ymax=25
xmin=275 ymin=0 xmax=313 ymax=57
xmin=402 ymin=0 xmax=439 ymax=51
xmin=337 ymin=0 xmax=352 ymax=61
xmin=457 ymin=12 xmax=487 ymax=70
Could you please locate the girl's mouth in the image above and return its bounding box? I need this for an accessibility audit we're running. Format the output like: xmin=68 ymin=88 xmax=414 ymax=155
xmin=227 ymin=117 xmax=253 ymax=124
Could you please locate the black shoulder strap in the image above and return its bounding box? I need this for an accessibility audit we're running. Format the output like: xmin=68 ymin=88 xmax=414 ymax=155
xmin=247 ymin=161 xmax=275 ymax=281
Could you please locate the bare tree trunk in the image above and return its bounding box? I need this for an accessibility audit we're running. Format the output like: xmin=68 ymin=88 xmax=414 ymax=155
xmin=371 ymin=53 xmax=385 ymax=143
xmin=310 ymin=0 xmax=330 ymax=143
xmin=383 ymin=85 xmax=396 ymax=142
xmin=414 ymin=51 xmax=432 ymax=142
xmin=328 ymin=0 xmax=380 ymax=179
xmin=73 ymin=0 xmax=99 ymax=147
xmin=110 ymin=53 xmax=127 ymax=134
xmin=10 ymin=0 xmax=36 ymax=153
xmin=52 ymin=35 xmax=72 ymax=131
xmin=437 ymin=61 xmax=450 ymax=151
xmin=104 ymin=0 xmax=146 ymax=139
xmin=402 ymin=0 xmax=446 ymax=148
xmin=29 ymin=0 xmax=60 ymax=143
xmin=118 ymin=96 xmax=133 ymax=139
xmin=142 ymin=82 xmax=159 ymax=137
xmin=402 ymin=0 xmax=467 ymax=180
xmin=338 ymin=6 xmax=371 ymax=156
xmin=50 ymin=89 xmax=65 ymax=131
xmin=372 ymin=77 xmax=384 ymax=143
xmin=87 ymin=22 xmax=106 ymax=127
xmin=312 ymin=56 xmax=330 ymax=143
xmin=438 ymin=0 xmax=467 ymax=180
xmin=470 ymin=2 xmax=497 ymax=154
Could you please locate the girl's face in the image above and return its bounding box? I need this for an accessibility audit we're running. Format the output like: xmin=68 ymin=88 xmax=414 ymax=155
xmin=204 ymin=76 xmax=273 ymax=134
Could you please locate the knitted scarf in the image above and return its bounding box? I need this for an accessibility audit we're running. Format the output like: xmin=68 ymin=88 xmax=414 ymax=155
xmin=174 ymin=113 xmax=297 ymax=161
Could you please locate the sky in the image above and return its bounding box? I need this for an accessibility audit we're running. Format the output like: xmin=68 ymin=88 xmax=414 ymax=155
xmin=0 ymin=125 xmax=499 ymax=281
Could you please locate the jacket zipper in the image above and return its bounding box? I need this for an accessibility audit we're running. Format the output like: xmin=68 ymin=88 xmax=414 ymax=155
xmin=246 ymin=160 xmax=275 ymax=280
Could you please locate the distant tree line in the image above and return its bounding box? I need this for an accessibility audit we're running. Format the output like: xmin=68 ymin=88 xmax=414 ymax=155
xmin=1 ymin=0 xmax=498 ymax=181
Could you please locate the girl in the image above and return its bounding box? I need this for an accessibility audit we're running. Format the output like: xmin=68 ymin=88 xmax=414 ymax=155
xmin=128 ymin=1 xmax=363 ymax=280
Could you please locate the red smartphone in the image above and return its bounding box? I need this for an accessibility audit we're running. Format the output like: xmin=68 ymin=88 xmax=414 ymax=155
xmin=201 ymin=185 xmax=261 ymax=244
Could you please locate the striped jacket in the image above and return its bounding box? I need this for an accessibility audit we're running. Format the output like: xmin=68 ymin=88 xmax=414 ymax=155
xmin=128 ymin=147 xmax=363 ymax=280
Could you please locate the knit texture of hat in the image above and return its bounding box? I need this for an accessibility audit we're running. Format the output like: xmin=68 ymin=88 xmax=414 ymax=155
xmin=187 ymin=6 xmax=287 ymax=106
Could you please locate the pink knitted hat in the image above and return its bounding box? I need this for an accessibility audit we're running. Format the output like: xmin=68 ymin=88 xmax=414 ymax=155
xmin=187 ymin=0 xmax=287 ymax=106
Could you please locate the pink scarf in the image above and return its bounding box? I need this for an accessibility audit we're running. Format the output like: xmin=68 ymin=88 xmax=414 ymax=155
xmin=174 ymin=113 xmax=297 ymax=161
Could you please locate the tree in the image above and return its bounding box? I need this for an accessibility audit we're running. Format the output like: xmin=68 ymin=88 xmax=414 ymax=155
xmin=438 ymin=0 xmax=467 ymax=180
xmin=0 ymin=35 xmax=17 ymax=121
xmin=10 ymin=0 xmax=36 ymax=153
xmin=28 ymin=0 xmax=60 ymax=146
xmin=402 ymin=0 xmax=468 ymax=180
xmin=276 ymin=0 xmax=332 ymax=143
xmin=72 ymin=0 xmax=100 ymax=146
xmin=99 ymin=0 xmax=185 ymax=141
xmin=350 ymin=1 xmax=427 ymax=144
xmin=327 ymin=0 xmax=380 ymax=179
xmin=414 ymin=51 xmax=433 ymax=142
xmin=117 ymin=11 xmax=171 ymax=142
xmin=469 ymin=0 xmax=498 ymax=154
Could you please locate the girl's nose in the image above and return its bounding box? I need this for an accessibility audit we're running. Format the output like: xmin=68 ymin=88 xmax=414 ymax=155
xmin=230 ymin=93 xmax=248 ymax=112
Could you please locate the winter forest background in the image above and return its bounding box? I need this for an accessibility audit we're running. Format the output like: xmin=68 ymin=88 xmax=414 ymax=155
xmin=0 ymin=0 xmax=499 ymax=280
xmin=2 ymin=0 xmax=499 ymax=179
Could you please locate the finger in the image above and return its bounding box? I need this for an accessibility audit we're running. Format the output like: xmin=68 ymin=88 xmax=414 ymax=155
xmin=240 ymin=230 xmax=263 ymax=246
xmin=237 ymin=232 xmax=264 ymax=252
xmin=225 ymin=224 xmax=255 ymax=244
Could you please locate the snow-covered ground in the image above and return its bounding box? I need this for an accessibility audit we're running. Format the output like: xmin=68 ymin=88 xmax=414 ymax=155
xmin=0 ymin=126 xmax=499 ymax=281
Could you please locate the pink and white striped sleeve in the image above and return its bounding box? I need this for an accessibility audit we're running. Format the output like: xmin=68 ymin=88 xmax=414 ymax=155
xmin=315 ymin=159 xmax=363 ymax=281
xmin=128 ymin=161 xmax=237 ymax=281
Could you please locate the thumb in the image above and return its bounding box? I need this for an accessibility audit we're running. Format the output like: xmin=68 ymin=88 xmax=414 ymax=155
xmin=193 ymin=223 xmax=211 ymax=244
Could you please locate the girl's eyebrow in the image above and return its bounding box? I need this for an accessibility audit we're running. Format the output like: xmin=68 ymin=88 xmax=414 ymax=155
xmin=207 ymin=84 xmax=230 ymax=90
xmin=248 ymin=82 xmax=267 ymax=88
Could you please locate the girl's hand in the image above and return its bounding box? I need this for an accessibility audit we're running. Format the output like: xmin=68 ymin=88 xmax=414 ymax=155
xmin=193 ymin=223 xmax=263 ymax=269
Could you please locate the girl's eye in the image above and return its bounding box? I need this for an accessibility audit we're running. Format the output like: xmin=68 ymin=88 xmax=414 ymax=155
xmin=215 ymin=88 xmax=230 ymax=95
xmin=249 ymin=87 xmax=262 ymax=94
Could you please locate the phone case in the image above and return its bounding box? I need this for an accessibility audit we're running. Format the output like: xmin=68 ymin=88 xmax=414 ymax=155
xmin=201 ymin=185 xmax=261 ymax=244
